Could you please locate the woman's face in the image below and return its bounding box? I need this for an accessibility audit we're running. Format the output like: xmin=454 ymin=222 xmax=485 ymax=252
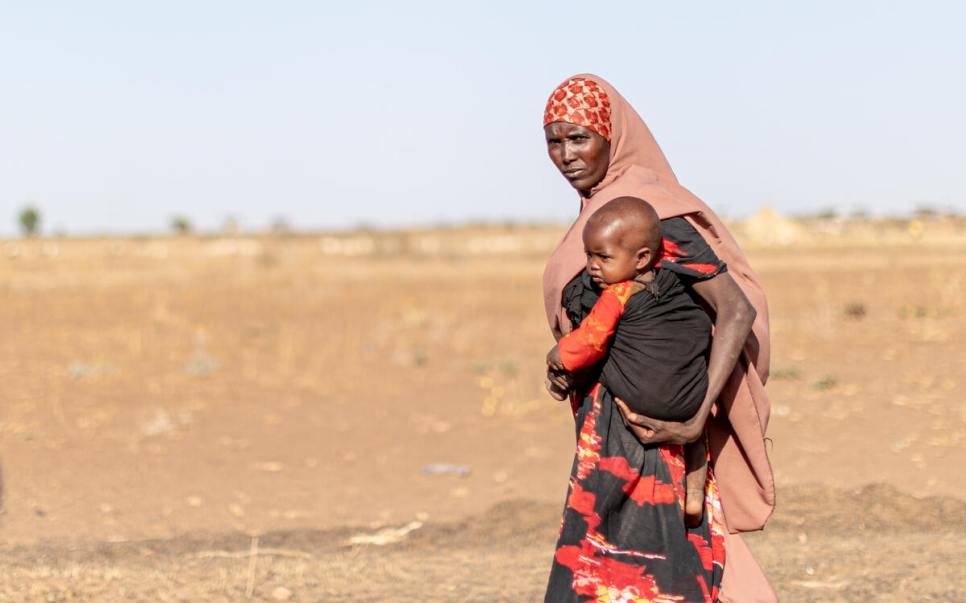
xmin=544 ymin=122 xmax=611 ymax=196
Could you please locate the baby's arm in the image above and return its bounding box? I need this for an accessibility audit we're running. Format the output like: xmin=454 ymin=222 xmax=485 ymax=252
xmin=556 ymin=280 xmax=641 ymax=371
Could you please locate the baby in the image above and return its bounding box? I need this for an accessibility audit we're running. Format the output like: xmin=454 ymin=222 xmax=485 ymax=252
xmin=546 ymin=196 xmax=712 ymax=527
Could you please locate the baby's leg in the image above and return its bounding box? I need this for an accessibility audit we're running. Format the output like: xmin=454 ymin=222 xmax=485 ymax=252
xmin=684 ymin=436 xmax=708 ymax=528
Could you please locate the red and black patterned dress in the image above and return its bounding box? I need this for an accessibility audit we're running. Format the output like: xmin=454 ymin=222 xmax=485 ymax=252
xmin=544 ymin=217 xmax=727 ymax=603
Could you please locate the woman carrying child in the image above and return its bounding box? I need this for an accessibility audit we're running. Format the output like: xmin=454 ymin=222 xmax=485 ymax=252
xmin=541 ymin=75 xmax=776 ymax=602
xmin=546 ymin=196 xmax=715 ymax=531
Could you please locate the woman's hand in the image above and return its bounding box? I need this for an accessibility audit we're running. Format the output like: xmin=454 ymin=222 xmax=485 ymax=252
xmin=614 ymin=397 xmax=703 ymax=445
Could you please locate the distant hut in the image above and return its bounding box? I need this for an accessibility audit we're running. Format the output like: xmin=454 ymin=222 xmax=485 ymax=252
xmin=740 ymin=206 xmax=805 ymax=246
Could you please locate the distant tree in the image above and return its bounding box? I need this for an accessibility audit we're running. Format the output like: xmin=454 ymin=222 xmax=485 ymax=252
xmin=171 ymin=216 xmax=193 ymax=235
xmin=223 ymin=216 xmax=241 ymax=235
xmin=18 ymin=206 xmax=41 ymax=237
xmin=270 ymin=216 xmax=292 ymax=234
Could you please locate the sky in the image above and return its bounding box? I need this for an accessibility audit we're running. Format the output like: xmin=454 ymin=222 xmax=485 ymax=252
xmin=1 ymin=1 xmax=964 ymax=236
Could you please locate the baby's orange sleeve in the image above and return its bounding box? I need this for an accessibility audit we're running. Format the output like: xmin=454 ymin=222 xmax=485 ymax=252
xmin=557 ymin=281 xmax=634 ymax=371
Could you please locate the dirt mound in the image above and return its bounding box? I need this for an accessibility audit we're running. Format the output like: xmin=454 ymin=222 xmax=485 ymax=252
xmin=747 ymin=484 xmax=966 ymax=602
xmin=768 ymin=482 xmax=966 ymax=534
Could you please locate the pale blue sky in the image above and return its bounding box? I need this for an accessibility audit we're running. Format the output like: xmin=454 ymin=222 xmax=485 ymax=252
xmin=2 ymin=1 xmax=963 ymax=236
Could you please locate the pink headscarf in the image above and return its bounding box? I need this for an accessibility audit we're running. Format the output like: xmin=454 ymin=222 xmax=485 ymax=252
xmin=541 ymin=73 xmax=777 ymax=601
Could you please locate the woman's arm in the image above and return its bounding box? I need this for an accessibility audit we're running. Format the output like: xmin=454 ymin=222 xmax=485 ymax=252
xmin=616 ymin=271 xmax=756 ymax=445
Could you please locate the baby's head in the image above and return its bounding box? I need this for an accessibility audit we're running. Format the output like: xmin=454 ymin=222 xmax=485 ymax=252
xmin=582 ymin=196 xmax=662 ymax=287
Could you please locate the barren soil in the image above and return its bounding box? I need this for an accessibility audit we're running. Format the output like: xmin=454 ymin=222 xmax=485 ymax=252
xmin=2 ymin=227 xmax=966 ymax=602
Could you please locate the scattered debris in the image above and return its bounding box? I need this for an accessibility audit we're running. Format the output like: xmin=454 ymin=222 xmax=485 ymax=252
xmin=140 ymin=409 xmax=176 ymax=437
xmin=420 ymin=464 xmax=470 ymax=478
xmin=844 ymin=302 xmax=866 ymax=320
xmin=347 ymin=521 xmax=423 ymax=546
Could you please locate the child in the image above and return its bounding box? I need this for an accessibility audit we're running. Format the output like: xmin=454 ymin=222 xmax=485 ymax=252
xmin=546 ymin=196 xmax=713 ymax=528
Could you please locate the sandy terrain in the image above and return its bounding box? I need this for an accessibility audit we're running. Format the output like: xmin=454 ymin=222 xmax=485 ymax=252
xmin=2 ymin=220 xmax=966 ymax=601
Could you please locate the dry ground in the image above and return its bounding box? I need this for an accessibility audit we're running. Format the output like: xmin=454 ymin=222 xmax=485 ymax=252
xmin=2 ymin=225 xmax=966 ymax=602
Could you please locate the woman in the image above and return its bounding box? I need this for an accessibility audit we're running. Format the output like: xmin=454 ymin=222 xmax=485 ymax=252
xmin=542 ymin=75 xmax=776 ymax=602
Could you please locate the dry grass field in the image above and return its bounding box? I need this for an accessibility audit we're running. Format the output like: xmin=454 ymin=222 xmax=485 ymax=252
xmin=2 ymin=216 xmax=966 ymax=602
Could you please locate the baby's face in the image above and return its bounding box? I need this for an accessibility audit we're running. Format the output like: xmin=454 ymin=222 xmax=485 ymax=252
xmin=583 ymin=223 xmax=640 ymax=287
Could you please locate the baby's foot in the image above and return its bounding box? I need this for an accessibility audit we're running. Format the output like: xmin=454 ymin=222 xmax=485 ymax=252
xmin=685 ymin=489 xmax=704 ymax=528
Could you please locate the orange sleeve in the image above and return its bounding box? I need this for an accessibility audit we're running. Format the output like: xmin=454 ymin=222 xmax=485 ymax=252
xmin=557 ymin=281 xmax=634 ymax=371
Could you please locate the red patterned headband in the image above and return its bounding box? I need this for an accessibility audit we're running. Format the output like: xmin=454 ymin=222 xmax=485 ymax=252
xmin=543 ymin=77 xmax=612 ymax=142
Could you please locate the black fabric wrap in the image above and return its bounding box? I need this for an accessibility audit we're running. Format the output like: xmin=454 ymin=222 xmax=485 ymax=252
xmin=562 ymin=268 xmax=710 ymax=421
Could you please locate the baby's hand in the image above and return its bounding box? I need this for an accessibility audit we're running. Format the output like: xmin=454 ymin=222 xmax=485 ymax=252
xmin=546 ymin=379 xmax=570 ymax=401
xmin=545 ymin=368 xmax=570 ymax=401
xmin=546 ymin=344 xmax=565 ymax=371
xmin=545 ymin=348 xmax=571 ymax=402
